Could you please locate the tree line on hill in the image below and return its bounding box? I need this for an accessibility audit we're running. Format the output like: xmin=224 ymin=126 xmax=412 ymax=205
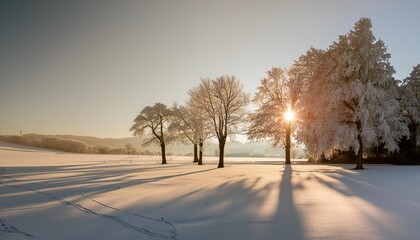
xmin=131 ymin=18 xmax=420 ymax=169
xmin=0 ymin=134 xmax=151 ymax=155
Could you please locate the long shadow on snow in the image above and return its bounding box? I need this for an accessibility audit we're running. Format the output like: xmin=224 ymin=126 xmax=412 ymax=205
xmin=1 ymin=163 xmax=217 ymax=208
xmin=132 ymin=165 xmax=305 ymax=240
xmin=1 ymin=163 xmax=219 ymax=240
xmin=308 ymin=165 xmax=420 ymax=240
xmin=269 ymin=164 xmax=304 ymax=239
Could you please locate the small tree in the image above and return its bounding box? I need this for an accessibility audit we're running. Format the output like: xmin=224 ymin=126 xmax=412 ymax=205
xmin=189 ymin=76 xmax=249 ymax=168
xmin=130 ymin=103 xmax=173 ymax=164
xmin=171 ymin=104 xmax=199 ymax=162
xmin=170 ymin=101 xmax=211 ymax=165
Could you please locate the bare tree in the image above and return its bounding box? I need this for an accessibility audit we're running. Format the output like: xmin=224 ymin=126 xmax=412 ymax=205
xmin=130 ymin=103 xmax=173 ymax=164
xmin=189 ymin=75 xmax=249 ymax=168
xmin=248 ymin=67 xmax=295 ymax=164
xmin=171 ymin=104 xmax=199 ymax=162
xmin=170 ymin=101 xmax=212 ymax=164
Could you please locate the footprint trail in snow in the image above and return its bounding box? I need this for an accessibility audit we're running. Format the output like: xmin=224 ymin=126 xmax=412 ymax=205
xmin=2 ymin=176 xmax=177 ymax=240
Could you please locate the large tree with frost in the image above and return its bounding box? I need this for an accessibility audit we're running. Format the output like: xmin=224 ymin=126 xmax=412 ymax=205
xmin=189 ymin=76 xmax=249 ymax=168
xmin=398 ymin=64 xmax=420 ymax=157
xmin=130 ymin=103 xmax=173 ymax=164
xmin=297 ymin=18 xmax=408 ymax=169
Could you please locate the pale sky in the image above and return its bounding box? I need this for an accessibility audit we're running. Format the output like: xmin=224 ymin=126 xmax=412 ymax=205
xmin=1 ymin=0 xmax=419 ymax=138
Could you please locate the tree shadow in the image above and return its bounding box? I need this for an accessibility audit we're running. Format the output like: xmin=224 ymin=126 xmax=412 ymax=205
xmin=308 ymin=165 xmax=420 ymax=240
xmin=1 ymin=162 xmax=218 ymax=211
xmin=268 ymin=164 xmax=304 ymax=239
xmin=2 ymin=154 xmax=308 ymax=240
xmin=134 ymin=165 xmax=306 ymax=240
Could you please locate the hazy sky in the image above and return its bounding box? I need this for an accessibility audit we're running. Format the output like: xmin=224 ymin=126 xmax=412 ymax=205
xmin=1 ymin=0 xmax=419 ymax=138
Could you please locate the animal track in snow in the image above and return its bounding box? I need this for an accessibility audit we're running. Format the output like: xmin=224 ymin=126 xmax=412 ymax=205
xmin=0 ymin=216 xmax=35 ymax=238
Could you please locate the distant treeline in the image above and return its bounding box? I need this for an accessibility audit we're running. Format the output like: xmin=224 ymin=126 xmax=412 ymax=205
xmin=0 ymin=134 xmax=158 ymax=155
xmin=0 ymin=134 xmax=302 ymax=158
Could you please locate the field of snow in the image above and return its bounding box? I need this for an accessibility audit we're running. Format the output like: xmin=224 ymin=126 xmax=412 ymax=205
xmin=1 ymin=142 xmax=420 ymax=240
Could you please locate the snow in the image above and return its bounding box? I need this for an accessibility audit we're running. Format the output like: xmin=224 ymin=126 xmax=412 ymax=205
xmin=1 ymin=143 xmax=420 ymax=240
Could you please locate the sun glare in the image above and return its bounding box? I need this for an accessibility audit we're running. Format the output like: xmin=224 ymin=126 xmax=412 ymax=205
xmin=284 ymin=108 xmax=295 ymax=122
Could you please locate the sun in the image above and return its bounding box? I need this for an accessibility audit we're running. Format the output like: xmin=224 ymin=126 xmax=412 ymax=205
xmin=284 ymin=108 xmax=295 ymax=122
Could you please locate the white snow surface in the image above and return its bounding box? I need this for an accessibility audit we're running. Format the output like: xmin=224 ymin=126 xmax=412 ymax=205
xmin=1 ymin=143 xmax=420 ymax=240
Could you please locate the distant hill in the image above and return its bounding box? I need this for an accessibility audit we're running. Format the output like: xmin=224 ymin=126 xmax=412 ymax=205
xmin=0 ymin=133 xmax=306 ymax=158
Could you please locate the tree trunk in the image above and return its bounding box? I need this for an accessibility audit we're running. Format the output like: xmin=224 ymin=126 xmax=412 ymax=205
xmin=355 ymin=120 xmax=364 ymax=169
xmin=198 ymin=142 xmax=203 ymax=165
xmin=161 ymin=141 xmax=167 ymax=164
xmin=193 ymin=144 xmax=198 ymax=163
xmin=285 ymin=122 xmax=291 ymax=165
xmin=218 ymin=137 xmax=226 ymax=168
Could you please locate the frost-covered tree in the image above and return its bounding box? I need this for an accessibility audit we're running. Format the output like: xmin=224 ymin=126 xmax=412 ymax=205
xmin=248 ymin=67 xmax=295 ymax=164
xmin=399 ymin=64 xmax=420 ymax=152
xmin=297 ymin=18 xmax=408 ymax=169
xmin=171 ymin=104 xmax=199 ymax=163
xmin=189 ymin=76 xmax=249 ymax=168
xmin=170 ymin=101 xmax=211 ymax=165
xmin=248 ymin=68 xmax=289 ymax=145
xmin=288 ymin=48 xmax=323 ymax=108
xmin=130 ymin=103 xmax=173 ymax=164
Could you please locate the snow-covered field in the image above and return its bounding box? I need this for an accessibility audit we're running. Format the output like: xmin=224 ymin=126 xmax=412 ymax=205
xmin=1 ymin=143 xmax=420 ymax=240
